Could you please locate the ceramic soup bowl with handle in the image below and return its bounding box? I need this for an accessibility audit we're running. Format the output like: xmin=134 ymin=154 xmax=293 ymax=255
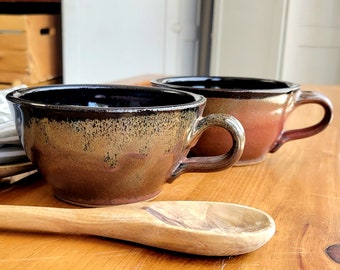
xmin=152 ymin=76 xmax=333 ymax=165
xmin=7 ymin=84 xmax=245 ymax=206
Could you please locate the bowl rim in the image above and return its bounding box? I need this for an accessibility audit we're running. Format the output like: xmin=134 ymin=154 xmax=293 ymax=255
xmin=6 ymin=84 xmax=206 ymax=112
xmin=151 ymin=76 xmax=300 ymax=95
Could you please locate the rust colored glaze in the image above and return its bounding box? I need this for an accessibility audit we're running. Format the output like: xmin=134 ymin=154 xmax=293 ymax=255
xmin=152 ymin=76 xmax=333 ymax=165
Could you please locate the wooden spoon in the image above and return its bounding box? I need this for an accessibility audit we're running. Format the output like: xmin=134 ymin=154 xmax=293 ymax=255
xmin=0 ymin=201 xmax=275 ymax=256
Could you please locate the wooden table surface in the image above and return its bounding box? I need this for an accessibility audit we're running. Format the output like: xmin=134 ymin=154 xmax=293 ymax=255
xmin=0 ymin=78 xmax=339 ymax=269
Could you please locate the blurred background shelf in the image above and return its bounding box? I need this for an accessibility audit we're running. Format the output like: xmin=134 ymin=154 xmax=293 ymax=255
xmin=0 ymin=0 xmax=62 ymax=89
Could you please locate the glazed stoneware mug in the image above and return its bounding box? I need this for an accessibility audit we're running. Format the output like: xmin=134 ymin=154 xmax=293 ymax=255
xmin=152 ymin=76 xmax=333 ymax=165
xmin=6 ymin=84 xmax=245 ymax=206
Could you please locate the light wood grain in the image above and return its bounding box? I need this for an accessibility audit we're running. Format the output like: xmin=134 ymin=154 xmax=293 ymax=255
xmin=0 ymin=201 xmax=275 ymax=256
xmin=0 ymin=78 xmax=338 ymax=269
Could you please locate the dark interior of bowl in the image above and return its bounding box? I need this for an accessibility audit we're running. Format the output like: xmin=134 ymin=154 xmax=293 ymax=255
xmin=160 ymin=77 xmax=291 ymax=90
xmin=17 ymin=85 xmax=195 ymax=108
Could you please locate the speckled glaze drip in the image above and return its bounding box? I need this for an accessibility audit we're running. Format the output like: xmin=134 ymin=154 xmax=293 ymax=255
xmin=23 ymin=109 xmax=197 ymax=206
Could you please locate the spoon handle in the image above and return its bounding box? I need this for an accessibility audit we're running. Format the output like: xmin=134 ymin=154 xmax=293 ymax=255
xmin=0 ymin=202 xmax=207 ymax=254
xmin=0 ymin=202 xmax=216 ymax=255
xmin=0 ymin=203 xmax=152 ymax=237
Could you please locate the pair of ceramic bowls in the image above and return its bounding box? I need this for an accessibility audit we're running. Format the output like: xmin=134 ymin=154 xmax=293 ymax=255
xmin=6 ymin=76 xmax=333 ymax=206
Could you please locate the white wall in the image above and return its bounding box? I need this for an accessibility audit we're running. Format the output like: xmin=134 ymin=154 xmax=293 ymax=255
xmin=62 ymin=0 xmax=340 ymax=85
xmin=281 ymin=0 xmax=340 ymax=84
xmin=210 ymin=0 xmax=287 ymax=80
xmin=210 ymin=0 xmax=340 ymax=85
xmin=61 ymin=0 xmax=199 ymax=84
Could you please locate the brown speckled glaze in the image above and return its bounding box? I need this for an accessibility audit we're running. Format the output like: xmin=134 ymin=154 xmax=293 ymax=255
xmin=6 ymin=85 xmax=245 ymax=206
xmin=152 ymin=76 xmax=333 ymax=165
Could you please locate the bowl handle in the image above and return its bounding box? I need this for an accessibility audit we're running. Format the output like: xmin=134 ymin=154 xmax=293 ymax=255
xmin=270 ymin=90 xmax=333 ymax=153
xmin=169 ymin=114 xmax=245 ymax=181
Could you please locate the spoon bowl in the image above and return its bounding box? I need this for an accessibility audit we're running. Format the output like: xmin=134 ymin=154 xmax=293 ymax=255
xmin=0 ymin=201 xmax=275 ymax=256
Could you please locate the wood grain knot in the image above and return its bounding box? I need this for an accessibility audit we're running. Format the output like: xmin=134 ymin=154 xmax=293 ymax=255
xmin=326 ymin=244 xmax=340 ymax=263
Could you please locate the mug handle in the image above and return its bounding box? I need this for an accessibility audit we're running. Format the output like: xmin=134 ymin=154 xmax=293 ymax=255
xmin=170 ymin=114 xmax=245 ymax=180
xmin=270 ymin=90 xmax=333 ymax=153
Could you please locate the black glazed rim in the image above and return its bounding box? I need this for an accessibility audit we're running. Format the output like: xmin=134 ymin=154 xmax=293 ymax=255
xmin=151 ymin=76 xmax=300 ymax=98
xmin=6 ymin=84 xmax=206 ymax=112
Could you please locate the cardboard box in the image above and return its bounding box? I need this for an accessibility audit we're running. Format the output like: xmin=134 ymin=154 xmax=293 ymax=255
xmin=0 ymin=14 xmax=62 ymax=84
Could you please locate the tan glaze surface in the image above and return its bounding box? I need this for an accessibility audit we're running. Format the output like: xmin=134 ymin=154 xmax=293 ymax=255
xmin=0 ymin=201 xmax=275 ymax=256
xmin=0 ymin=78 xmax=339 ymax=269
